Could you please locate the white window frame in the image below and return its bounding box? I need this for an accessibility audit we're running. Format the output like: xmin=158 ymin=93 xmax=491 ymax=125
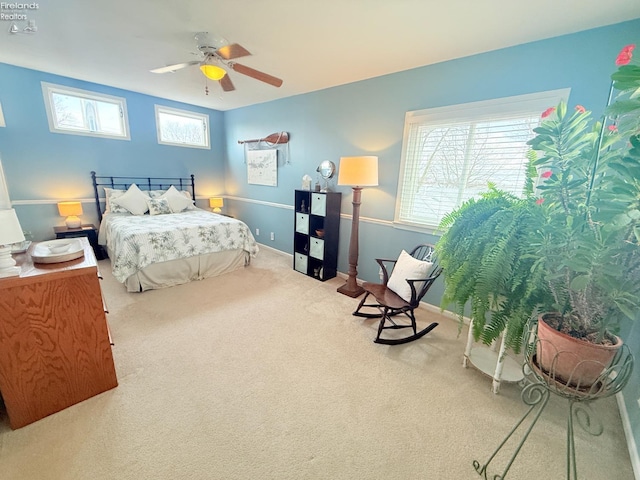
xmin=154 ymin=105 xmax=210 ymax=150
xmin=394 ymin=88 xmax=571 ymax=232
xmin=41 ymin=82 xmax=130 ymax=140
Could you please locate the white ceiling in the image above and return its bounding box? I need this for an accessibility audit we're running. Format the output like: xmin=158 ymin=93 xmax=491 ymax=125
xmin=1 ymin=0 xmax=639 ymax=111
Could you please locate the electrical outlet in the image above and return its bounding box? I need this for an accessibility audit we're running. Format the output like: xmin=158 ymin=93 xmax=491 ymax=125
xmin=270 ymin=232 xmax=275 ymax=241
xmin=256 ymin=228 xmax=260 ymax=236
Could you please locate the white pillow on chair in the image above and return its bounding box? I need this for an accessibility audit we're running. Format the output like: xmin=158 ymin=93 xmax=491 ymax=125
xmin=387 ymin=250 xmax=433 ymax=302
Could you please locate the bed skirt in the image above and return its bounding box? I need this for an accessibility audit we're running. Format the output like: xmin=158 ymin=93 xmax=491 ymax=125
xmin=106 ymin=247 xmax=251 ymax=292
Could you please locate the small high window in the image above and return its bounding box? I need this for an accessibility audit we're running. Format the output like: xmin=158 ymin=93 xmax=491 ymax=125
xmin=155 ymin=105 xmax=210 ymax=149
xmin=41 ymin=82 xmax=130 ymax=140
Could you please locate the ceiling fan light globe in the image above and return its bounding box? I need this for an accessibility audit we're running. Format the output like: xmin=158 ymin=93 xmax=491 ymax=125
xmin=200 ymin=64 xmax=226 ymax=80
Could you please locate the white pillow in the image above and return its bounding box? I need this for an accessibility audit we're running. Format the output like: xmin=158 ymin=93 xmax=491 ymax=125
xmin=180 ymin=189 xmax=197 ymax=210
xmin=387 ymin=250 xmax=433 ymax=302
xmin=160 ymin=185 xmax=193 ymax=213
xmin=111 ymin=183 xmax=150 ymax=215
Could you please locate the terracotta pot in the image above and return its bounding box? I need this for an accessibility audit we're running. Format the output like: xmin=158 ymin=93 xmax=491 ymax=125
xmin=535 ymin=313 xmax=623 ymax=388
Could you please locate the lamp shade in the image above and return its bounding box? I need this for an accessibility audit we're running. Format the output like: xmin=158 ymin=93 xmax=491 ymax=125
xmin=337 ymin=156 xmax=379 ymax=187
xmin=57 ymin=201 xmax=83 ymax=217
xmin=209 ymin=197 xmax=224 ymax=209
xmin=200 ymin=64 xmax=226 ymax=81
xmin=0 ymin=209 xmax=25 ymax=245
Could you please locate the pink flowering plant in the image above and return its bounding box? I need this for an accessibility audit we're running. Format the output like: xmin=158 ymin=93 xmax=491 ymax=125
xmin=528 ymin=44 xmax=640 ymax=343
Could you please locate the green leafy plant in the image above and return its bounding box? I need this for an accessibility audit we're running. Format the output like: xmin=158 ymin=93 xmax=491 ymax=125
xmin=436 ymin=176 xmax=547 ymax=353
xmin=436 ymin=43 xmax=640 ymax=350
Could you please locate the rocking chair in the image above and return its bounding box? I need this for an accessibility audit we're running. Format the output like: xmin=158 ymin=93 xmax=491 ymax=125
xmin=353 ymin=244 xmax=443 ymax=345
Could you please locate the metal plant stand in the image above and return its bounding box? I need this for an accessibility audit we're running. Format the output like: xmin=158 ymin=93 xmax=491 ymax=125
xmin=473 ymin=321 xmax=634 ymax=480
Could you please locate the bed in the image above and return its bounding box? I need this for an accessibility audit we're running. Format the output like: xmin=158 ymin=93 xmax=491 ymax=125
xmin=91 ymin=172 xmax=259 ymax=292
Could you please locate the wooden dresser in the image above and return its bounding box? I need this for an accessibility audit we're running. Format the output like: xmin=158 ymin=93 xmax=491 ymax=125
xmin=0 ymin=238 xmax=117 ymax=429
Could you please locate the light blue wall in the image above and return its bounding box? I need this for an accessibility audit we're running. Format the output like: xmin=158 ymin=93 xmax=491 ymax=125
xmin=223 ymin=18 xmax=640 ymax=463
xmin=0 ymin=63 xmax=225 ymax=240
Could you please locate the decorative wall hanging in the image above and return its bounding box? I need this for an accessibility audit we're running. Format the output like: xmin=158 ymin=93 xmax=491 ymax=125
xmin=239 ymin=132 xmax=290 ymax=166
xmin=247 ymin=149 xmax=278 ymax=186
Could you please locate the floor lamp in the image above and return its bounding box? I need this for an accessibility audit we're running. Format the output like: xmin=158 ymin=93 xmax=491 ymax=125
xmin=337 ymin=156 xmax=378 ymax=297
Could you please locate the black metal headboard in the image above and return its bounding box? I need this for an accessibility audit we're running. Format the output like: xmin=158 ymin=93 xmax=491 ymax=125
xmin=91 ymin=171 xmax=196 ymax=223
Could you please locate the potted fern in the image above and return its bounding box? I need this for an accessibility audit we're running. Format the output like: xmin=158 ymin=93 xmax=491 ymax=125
xmin=436 ymin=180 xmax=547 ymax=355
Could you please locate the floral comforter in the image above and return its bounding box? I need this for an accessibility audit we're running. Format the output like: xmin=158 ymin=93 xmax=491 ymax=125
xmin=100 ymin=210 xmax=259 ymax=283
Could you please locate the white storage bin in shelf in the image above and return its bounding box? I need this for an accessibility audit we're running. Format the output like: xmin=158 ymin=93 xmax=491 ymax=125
xmin=294 ymin=253 xmax=308 ymax=274
xmin=309 ymin=238 xmax=324 ymax=260
xmin=311 ymin=193 xmax=327 ymax=216
xmin=295 ymin=213 xmax=309 ymax=234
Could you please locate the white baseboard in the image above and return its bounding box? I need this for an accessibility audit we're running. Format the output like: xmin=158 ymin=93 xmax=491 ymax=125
xmin=256 ymin=242 xmax=292 ymax=259
xmin=617 ymin=393 xmax=640 ymax=480
xmin=419 ymin=300 xmax=470 ymax=325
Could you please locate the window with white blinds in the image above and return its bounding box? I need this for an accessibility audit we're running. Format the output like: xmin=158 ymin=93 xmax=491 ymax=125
xmin=394 ymin=89 xmax=570 ymax=230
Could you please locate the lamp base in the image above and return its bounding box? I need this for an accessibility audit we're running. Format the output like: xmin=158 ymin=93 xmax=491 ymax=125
xmin=65 ymin=216 xmax=82 ymax=228
xmin=337 ymin=279 xmax=365 ymax=298
xmin=212 ymin=208 xmax=222 ymax=213
xmin=0 ymin=265 xmax=20 ymax=278
xmin=0 ymin=245 xmax=20 ymax=277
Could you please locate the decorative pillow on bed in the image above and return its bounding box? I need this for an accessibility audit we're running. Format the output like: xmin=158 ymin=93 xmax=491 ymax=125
xmin=159 ymin=185 xmax=193 ymax=213
xmin=146 ymin=197 xmax=172 ymax=216
xmin=104 ymin=188 xmax=129 ymax=214
xmin=387 ymin=250 xmax=433 ymax=302
xmin=111 ymin=183 xmax=151 ymax=215
xmin=180 ymin=189 xmax=197 ymax=210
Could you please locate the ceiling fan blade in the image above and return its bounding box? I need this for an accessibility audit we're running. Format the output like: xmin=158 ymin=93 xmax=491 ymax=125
xmin=230 ymin=63 xmax=283 ymax=88
xmin=150 ymin=61 xmax=199 ymax=74
xmin=216 ymin=43 xmax=251 ymax=60
xmin=219 ymin=74 xmax=235 ymax=92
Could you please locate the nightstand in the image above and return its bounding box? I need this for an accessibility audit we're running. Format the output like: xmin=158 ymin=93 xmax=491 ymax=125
xmin=54 ymin=224 xmax=106 ymax=260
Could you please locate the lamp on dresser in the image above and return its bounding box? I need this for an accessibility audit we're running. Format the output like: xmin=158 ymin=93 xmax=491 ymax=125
xmin=336 ymin=155 xmax=378 ymax=298
xmin=0 ymin=209 xmax=25 ymax=278
xmin=58 ymin=201 xmax=83 ymax=228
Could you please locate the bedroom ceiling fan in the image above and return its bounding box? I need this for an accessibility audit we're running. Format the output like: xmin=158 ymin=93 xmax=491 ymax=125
xmin=150 ymin=32 xmax=283 ymax=93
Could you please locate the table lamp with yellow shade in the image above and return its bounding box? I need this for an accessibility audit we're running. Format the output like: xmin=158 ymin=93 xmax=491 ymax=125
xmin=209 ymin=197 xmax=224 ymax=213
xmin=58 ymin=201 xmax=83 ymax=228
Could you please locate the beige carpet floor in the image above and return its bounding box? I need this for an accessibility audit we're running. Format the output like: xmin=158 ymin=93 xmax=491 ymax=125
xmin=0 ymin=247 xmax=634 ymax=479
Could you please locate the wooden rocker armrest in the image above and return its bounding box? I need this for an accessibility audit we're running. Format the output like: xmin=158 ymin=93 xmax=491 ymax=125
xmin=375 ymin=258 xmax=397 ymax=285
xmin=404 ymin=278 xmax=425 ymax=304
